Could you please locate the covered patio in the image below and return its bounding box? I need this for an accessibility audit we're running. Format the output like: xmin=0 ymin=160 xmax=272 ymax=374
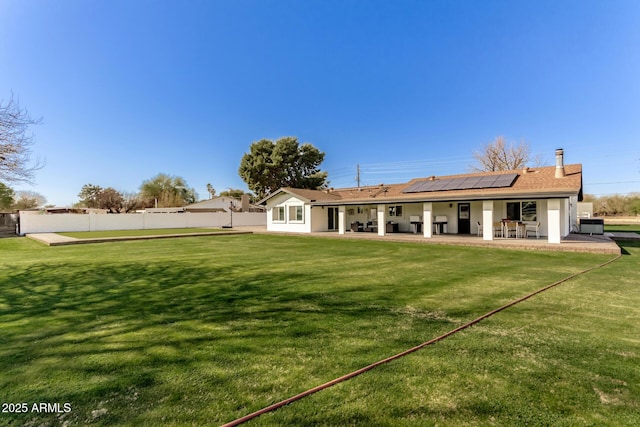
xmin=246 ymin=225 xmax=620 ymax=255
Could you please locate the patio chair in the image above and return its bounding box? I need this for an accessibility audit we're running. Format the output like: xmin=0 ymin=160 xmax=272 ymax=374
xmin=505 ymin=221 xmax=518 ymax=238
xmin=493 ymin=222 xmax=503 ymax=238
xmin=525 ymin=221 xmax=540 ymax=239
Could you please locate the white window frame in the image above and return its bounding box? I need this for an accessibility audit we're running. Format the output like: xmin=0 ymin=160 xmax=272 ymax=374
xmin=288 ymin=205 xmax=304 ymax=223
xmin=272 ymin=206 xmax=285 ymax=222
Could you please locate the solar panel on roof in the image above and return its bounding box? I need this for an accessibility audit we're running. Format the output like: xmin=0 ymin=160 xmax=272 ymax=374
xmin=417 ymin=181 xmax=436 ymax=192
xmin=475 ymin=175 xmax=499 ymax=187
xmin=446 ymin=178 xmax=466 ymax=190
xmin=430 ymin=180 xmax=448 ymax=191
xmin=461 ymin=176 xmax=482 ymax=189
xmin=492 ymin=173 xmax=518 ymax=187
xmin=402 ymin=172 xmax=518 ymax=194
xmin=403 ymin=181 xmax=425 ymax=193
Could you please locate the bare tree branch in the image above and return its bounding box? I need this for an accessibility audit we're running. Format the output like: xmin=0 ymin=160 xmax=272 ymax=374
xmin=472 ymin=136 xmax=534 ymax=172
xmin=0 ymin=93 xmax=45 ymax=183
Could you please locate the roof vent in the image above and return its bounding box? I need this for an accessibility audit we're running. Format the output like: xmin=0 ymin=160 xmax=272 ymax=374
xmin=429 ymin=175 xmax=436 ymax=181
xmin=523 ymin=167 xmax=529 ymax=174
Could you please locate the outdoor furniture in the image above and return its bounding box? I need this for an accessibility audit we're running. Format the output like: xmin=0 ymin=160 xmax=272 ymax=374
xmin=579 ymin=218 xmax=604 ymax=235
xmin=351 ymin=221 xmax=364 ymax=232
xmin=409 ymin=216 xmax=422 ymax=234
xmin=525 ymin=221 xmax=540 ymax=238
xmin=504 ymin=221 xmax=518 ymax=238
xmin=386 ymin=222 xmax=399 ymax=233
xmin=493 ymin=222 xmax=503 ymax=237
xmin=433 ymin=216 xmax=448 ymax=234
xmin=364 ymin=221 xmax=377 ymax=232
xmin=503 ymin=220 xmax=525 ymax=238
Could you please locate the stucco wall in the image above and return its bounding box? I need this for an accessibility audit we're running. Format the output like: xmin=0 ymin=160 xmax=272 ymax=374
xmin=19 ymin=211 xmax=266 ymax=235
xmin=266 ymin=193 xmax=311 ymax=233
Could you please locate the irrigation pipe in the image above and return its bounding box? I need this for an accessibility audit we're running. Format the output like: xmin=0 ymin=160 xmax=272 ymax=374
xmin=221 ymin=253 xmax=622 ymax=427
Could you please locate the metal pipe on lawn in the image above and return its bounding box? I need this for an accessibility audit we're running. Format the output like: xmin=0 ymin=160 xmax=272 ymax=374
xmin=221 ymin=253 xmax=622 ymax=427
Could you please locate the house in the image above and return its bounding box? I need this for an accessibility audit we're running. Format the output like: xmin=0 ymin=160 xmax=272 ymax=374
xmin=259 ymin=149 xmax=582 ymax=244
xmin=183 ymin=194 xmax=265 ymax=213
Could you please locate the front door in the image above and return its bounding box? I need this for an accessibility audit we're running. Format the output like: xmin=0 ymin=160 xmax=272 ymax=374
xmin=458 ymin=203 xmax=471 ymax=234
xmin=327 ymin=207 xmax=339 ymax=230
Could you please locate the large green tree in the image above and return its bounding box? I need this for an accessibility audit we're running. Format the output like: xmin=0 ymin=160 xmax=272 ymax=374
xmin=78 ymin=184 xmax=103 ymax=208
xmin=139 ymin=173 xmax=197 ymax=207
xmin=0 ymin=182 xmax=15 ymax=210
xmin=238 ymin=136 xmax=328 ymax=199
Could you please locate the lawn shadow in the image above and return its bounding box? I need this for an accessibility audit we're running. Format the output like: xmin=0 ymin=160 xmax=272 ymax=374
xmin=0 ymin=257 xmax=463 ymax=424
xmin=617 ymin=240 xmax=640 ymax=255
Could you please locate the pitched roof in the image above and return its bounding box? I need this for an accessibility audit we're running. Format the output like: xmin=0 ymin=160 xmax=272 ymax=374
xmin=261 ymin=164 xmax=582 ymax=205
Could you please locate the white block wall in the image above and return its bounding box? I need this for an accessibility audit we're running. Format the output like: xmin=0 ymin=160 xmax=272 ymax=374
xmin=19 ymin=212 xmax=266 ymax=235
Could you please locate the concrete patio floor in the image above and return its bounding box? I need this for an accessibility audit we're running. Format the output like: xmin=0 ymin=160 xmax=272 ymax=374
xmin=240 ymin=226 xmax=622 ymax=255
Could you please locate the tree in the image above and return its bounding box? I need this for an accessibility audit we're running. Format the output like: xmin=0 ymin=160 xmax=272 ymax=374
xmin=12 ymin=190 xmax=46 ymax=210
xmin=139 ymin=173 xmax=197 ymax=207
xmin=472 ymin=137 xmax=542 ymax=172
xmin=78 ymin=184 xmax=104 ymax=208
xmin=96 ymin=187 xmax=124 ymax=213
xmin=0 ymin=94 xmax=44 ymax=183
xmin=219 ymin=188 xmax=245 ymax=199
xmin=121 ymin=191 xmax=144 ymax=213
xmin=206 ymin=183 xmax=216 ymax=199
xmin=238 ymin=136 xmax=328 ymax=199
xmin=0 ymin=182 xmax=15 ymax=210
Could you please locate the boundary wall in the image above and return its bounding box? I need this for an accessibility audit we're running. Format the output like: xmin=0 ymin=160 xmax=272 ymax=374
xmin=19 ymin=212 xmax=266 ymax=235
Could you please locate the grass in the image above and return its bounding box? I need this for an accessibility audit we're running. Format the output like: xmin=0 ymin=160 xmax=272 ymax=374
xmin=0 ymin=234 xmax=638 ymax=426
xmin=605 ymin=224 xmax=640 ymax=234
xmin=57 ymin=228 xmax=224 ymax=239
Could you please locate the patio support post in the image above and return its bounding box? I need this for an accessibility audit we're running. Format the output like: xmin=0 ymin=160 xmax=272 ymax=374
xmin=423 ymin=202 xmax=432 ymax=238
xmin=482 ymin=201 xmax=494 ymax=241
xmin=377 ymin=204 xmax=386 ymax=236
xmin=547 ymin=199 xmax=561 ymax=244
xmin=338 ymin=205 xmax=346 ymax=235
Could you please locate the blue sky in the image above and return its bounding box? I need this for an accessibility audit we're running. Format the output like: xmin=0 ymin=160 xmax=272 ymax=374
xmin=1 ymin=0 xmax=639 ymax=206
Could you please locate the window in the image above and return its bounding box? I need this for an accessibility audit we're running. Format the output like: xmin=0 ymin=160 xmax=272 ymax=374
xmin=273 ymin=206 xmax=285 ymax=222
xmin=521 ymin=201 xmax=537 ymax=221
xmin=388 ymin=205 xmax=403 ymax=217
xmin=288 ymin=205 xmax=304 ymax=222
xmin=506 ymin=201 xmax=537 ymax=221
xmin=506 ymin=202 xmax=521 ymax=220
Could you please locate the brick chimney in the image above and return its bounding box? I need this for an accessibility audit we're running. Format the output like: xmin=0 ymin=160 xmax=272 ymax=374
xmin=555 ymin=148 xmax=565 ymax=178
xmin=241 ymin=194 xmax=250 ymax=212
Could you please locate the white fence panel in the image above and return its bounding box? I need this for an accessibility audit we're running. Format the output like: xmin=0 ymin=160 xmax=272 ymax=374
xmin=143 ymin=213 xmax=187 ymax=229
xmin=20 ymin=211 xmax=266 ymax=235
xmin=233 ymin=212 xmax=267 ymax=226
xmin=92 ymin=214 xmax=144 ymax=231
xmin=186 ymin=212 xmax=225 ymax=228
xmin=20 ymin=212 xmax=90 ymax=234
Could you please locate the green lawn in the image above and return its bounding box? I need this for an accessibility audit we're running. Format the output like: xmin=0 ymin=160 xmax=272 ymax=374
xmin=0 ymin=235 xmax=638 ymax=426
xmin=58 ymin=227 xmax=224 ymax=239
xmin=605 ymin=224 xmax=640 ymax=234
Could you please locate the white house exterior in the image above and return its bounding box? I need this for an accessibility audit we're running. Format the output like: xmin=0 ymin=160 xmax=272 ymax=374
xmin=260 ymin=149 xmax=583 ymax=244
